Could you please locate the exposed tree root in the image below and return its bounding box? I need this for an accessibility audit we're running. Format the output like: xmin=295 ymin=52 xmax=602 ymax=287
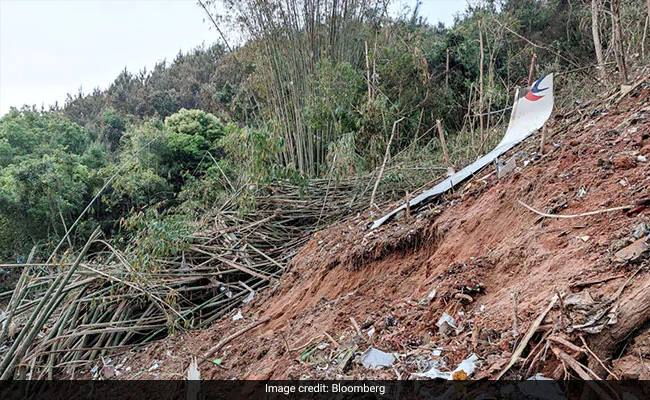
xmin=588 ymin=273 xmax=650 ymax=378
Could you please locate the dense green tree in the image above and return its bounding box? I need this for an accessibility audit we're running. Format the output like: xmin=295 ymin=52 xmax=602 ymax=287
xmin=0 ymin=109 xmax=104 ymax=258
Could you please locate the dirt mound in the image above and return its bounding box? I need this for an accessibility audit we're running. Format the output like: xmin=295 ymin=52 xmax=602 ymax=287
xmin=103 ymin=81 xmax=650 ymax=381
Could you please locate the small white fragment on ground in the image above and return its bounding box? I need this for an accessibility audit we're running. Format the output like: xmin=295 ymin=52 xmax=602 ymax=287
xmin=527 ymin=373 xmax=553 ymax=380
xmin=413 ymin=354 xmax=479 ymax=380
xmin=187 ymin=357 xmax=201 ymax=381
xmin=366 ymin=326 xmax=376 ymax=339
xmin=436 ymin=312 xmax=457 ymax=335
xmin=240 ymin=281 xmax=255 ymax=303
xmin=415 ymin=368 xmax=448 ymax=379
xmin=317 ymin=342 xmax=329 ymax=350
xmin=242 ymin=291 xmax=254 ymax=303
xmin=638 ymin=155 xmax=648 ymax=163
xmin=427 ymin=288 xmax=437 ymax=301
xmin=148 ymin=360 xmax=160 ymax=372
xmin=187 ymin=357 xmax=201 ymax=400
xmin=431 ymin=348 xmax=443 ymax=357
xmin=232 ymin=310 xmax=244 ymax=321
xmin=453 ymin=354 xmax=479 ymax=377
xmin=360 ymin=348 xmax=396 ymax=369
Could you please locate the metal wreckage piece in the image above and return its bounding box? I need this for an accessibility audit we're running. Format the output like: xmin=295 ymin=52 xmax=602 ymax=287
xmin=371 ymin=74 xmax=555 ymax=229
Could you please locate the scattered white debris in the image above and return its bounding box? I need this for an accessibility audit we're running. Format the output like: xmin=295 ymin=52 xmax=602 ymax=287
xmin=366 ymin=326 xmax=376 ymax=339
xmin=413 ymin=354 xmax=480 ymax=380
xmin=527 ymin=373 xmax=553 ymax=380
xmin=148 ymin=360 xmax=160 ymax=372
xmin=413 ymin=366 xmax=448 ymax=379
xmin=232 ymin=310 xmax=244 ymax=321
xmin=220 ymin=286 xmax=233 ymax=298
xmin=436 ymin=312 xmax=458 ymax=335
xmin=577 ymin=186 xmax=587 ymax=199
xmin=187 ymin=357 xmax=201 ymax=381
xmin=242 ymin=291 xmax=254 ymax=303
xmin=240 ymin=281 xmax=255 ymax=303
xmin=638 ymin=155 xmax=648 ymax=163
xmin=360 ymin=348 xmax=396 ymax=369
xmin=431 ymin=348 xmax=443 ymax=357
xmin=453 ymin=354 xmax=479 ymax=377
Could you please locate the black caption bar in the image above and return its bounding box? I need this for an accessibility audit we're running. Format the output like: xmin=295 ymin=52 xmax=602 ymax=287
xmin=1 ymin=380 xmax=649 ymax=400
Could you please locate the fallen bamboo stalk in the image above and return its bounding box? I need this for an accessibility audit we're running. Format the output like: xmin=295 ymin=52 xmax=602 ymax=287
xmin=0 ymin=227 xmax=100 ymax=379
xmin=0 ymin=269 xmax=27 ymax=344
xmin=0 ymin=174 xmax=412 ymax=375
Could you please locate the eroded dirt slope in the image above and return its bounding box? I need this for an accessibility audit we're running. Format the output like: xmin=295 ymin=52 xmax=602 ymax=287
xmin=107 ymin=82 xmax=650 ymax=381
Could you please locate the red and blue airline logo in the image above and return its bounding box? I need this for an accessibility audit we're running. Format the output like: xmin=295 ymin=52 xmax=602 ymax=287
xmin=524 ymin=76 xmax=549 ymax=101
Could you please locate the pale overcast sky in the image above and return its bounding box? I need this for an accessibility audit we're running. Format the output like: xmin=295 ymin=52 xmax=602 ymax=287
xmin=0 ymin=0 xmax=468 ymax=116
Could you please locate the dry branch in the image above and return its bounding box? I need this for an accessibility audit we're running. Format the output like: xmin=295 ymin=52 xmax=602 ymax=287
xmin=517 ymin=200 xmax=633 ymax=219
xmin=202 ymin=318 xmax=270 ymax=362
xmin=497 ymin=295 xmax=558 ymax=379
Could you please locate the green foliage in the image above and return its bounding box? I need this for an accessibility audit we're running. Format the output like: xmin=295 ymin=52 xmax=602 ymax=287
xmin=99 ymin=108 xmax=128 ymax=152
xmin=120 ymin=207 xmax=196 ymax=272
xmin=103 ymin=109 xmax=226 ymax=219
xmin=4 ymin=0 xmax=649 ymax=263
xmin=165 ymin=108 xmax=225 ymax=142
xmin=0 ymin=108 xmax=88 ymax=165
xmin=221 ymin=124 xmax=284 ymax=184
xmin=326 ymin=132 xmax=365 ymax=178
xmin=0 ymin=109 xmax=103 ymax=258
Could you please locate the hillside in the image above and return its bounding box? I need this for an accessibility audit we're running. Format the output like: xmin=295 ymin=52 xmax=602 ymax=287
xmin=4 ymin=0 xmax=650 ymax=388
xmin=97 ymin=76 xmax=650 ymax=381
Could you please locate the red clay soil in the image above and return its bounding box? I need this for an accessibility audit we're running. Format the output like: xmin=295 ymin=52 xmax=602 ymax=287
xmin=104 ymin=83 xmax=650 ymax=381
